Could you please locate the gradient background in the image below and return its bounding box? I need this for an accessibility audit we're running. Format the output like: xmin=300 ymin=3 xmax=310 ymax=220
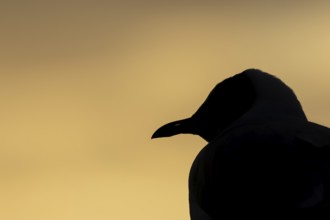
xmin=1 ymin=1 xmax=330 ymax=219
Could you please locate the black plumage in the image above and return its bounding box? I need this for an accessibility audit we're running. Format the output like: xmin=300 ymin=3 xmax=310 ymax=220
xmin=152 ymin=69 xmax=330 ymax=218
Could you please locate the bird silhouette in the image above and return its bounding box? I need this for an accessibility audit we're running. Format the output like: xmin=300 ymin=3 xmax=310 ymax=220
xmin=152 ymin=69 xmax=330 ymax=218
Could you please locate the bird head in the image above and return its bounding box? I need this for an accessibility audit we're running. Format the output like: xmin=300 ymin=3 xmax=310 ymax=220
xmin=152 ymin=70 xmax=256 ymax=142
xmin=152 ymin=69 xmax=307 ymax=142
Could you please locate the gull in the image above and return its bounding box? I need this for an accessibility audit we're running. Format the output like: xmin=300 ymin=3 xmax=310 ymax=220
xmin=152 ymin=69 xmax=330 ymax=218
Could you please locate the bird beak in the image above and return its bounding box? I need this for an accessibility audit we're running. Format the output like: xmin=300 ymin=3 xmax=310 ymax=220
xmin=151 ymin=118 xmax=193 ymax=139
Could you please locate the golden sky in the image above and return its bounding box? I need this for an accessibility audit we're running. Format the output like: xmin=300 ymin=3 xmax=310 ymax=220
xmin=1 ymin=1 xmax=330 ymax=219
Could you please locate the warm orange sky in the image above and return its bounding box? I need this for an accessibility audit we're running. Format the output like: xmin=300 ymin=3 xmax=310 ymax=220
xmin=1 ymin=1 xmax=330 ymax=219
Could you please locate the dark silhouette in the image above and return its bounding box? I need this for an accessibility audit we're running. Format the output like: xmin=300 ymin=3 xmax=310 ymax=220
xmin=152 ymin=69 xmax=330 ymax=218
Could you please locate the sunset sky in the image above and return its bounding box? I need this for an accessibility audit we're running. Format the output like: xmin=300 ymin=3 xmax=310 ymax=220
xmin=1 ymin=1 xmax=330 ymax=219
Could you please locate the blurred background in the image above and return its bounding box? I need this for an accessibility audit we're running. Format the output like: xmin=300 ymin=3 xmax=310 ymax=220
xmin=0 ymin=1 xmax=330 ymax=219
